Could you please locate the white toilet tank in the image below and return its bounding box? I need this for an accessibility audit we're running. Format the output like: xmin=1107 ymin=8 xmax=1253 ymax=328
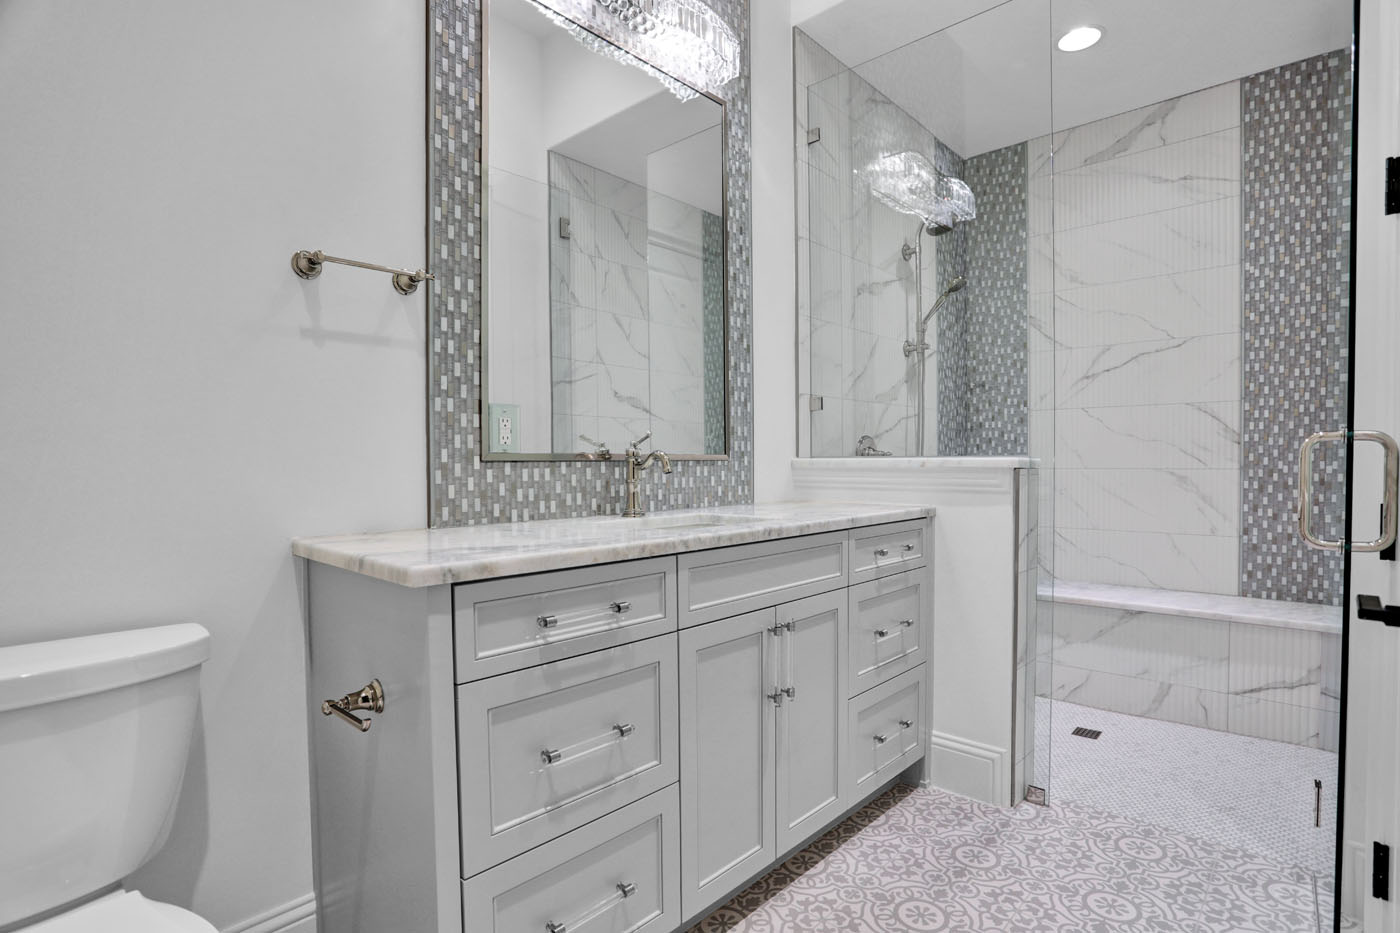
xmin=0 ymin=623 xmax=211 ymax=929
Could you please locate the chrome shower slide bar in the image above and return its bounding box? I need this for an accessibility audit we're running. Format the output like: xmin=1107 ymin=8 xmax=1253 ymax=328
xmin=290 ymin=249 xmax=435 ymax=295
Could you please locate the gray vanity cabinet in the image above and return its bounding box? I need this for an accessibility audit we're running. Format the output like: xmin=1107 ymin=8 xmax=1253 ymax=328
xmin=678 ymin=608 xmax=778 ymax=919
xmin=774 ymin=590 xmax=848 ymax=852
xmin=299 ymin=511 xmax=932 ymax=933
xmin=677 ymin=587 xmax=851 ymax=919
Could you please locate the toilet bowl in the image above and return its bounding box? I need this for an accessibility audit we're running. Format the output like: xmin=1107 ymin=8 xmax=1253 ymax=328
xmin=0 ymin=624 xmax=216 ymax=932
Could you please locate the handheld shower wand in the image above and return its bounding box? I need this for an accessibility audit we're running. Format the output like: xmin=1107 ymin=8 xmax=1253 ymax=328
xmin=904 ymin=275 xmax=967 ymax=357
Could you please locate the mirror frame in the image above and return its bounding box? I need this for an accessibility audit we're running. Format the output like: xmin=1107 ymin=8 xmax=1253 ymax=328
xmin=479 ymin=0 xmax=732 ymax=462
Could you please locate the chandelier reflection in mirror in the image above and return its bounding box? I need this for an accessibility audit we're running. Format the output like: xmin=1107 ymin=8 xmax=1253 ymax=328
xmin=863 ymin=150 xmax=976 ymax=235
xmin=527 ymin=0 xmax=740 ymax=100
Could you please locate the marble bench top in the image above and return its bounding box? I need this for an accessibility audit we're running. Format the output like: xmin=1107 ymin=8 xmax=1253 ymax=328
xmin=1039 ymin=580 xmax=1343 ymax=633
xmin=292 ymin=501 xmax=934 ymax=588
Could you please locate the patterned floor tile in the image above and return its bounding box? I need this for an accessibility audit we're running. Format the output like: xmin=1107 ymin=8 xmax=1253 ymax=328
xmin=691 ymin=784 xmax=1329 ymax=933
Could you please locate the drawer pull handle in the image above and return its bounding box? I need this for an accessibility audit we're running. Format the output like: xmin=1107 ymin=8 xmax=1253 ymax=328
xmin=899 ymin=719 xmax=914 ymax=728
xmin=874 ymin=547 xmax=890 ymax=557
xmin=874 ymin=628 xmax=891 ymax=639
xmin=873 ymin=733 xmax=888 ymax=745
xmin=899 ymin=618 xmax=915 ymax=628
xmin=610 ymin=600 xmax=631 ymax=613
xmin=540 ymin=722 xmax=636 ymax=767
xmin=537 ymin=614 xmax=559 ymax=629
xmin=320 ymin=678 xmax=384 ymax=733
xmin=543 ymin=880 xmax=639 ymax=933
xmin=903 ymin=543 xmax=916 ymax=552
xmin=768 ymin=689 xmax=785 ymax=707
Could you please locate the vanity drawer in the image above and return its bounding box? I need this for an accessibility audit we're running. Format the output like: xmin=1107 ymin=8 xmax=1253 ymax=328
xmin=677 ymin=532 xmax=847 ymax=628
xmin=454 ymin=557 xmax=677 ymax=681
xmin=845 ymin=665 xmax=925 ymax=803
xmin=457 ymin=637 xmax=679 ymax=877
xmin=849 ymin=520 xmax=928 ymax=583
xmin=847 ymin=569 xmax=926 ymax=697
xmin=462 ymin=785 xmax=681 ymax=933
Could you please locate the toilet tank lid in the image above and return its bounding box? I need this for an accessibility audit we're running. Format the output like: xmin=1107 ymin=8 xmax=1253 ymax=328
xmin=0 ymin=623 xmax=211 ymax=713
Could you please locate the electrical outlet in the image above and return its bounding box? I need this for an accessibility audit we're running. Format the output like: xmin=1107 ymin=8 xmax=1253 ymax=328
xmin=488 ymin=403 xmax=520 ymax=453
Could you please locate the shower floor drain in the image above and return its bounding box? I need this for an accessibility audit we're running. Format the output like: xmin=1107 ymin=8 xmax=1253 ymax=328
xmin=1071 ymin=727 xmax=1102 ymax=740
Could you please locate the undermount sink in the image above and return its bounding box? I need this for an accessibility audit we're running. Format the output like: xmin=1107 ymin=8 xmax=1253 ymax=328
xmin=622 ymin=513 xmax=754 ymax=530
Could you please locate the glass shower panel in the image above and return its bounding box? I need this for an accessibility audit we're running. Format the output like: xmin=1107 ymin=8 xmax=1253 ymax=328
xmin=1045 ymin=0 xmax=1354 ymax=925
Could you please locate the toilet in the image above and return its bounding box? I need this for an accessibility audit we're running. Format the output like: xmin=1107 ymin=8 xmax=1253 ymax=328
xmin=0 ymin=623 xmax=217 ymax=932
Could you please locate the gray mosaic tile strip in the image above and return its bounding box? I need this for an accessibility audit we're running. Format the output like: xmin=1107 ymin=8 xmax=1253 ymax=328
xmin=935 ymin=142 xmax=1029 ymax=457
xmin=427 ymin=0 xmax=754 ymax=526
xmin=1240 ymin=51 xmax=1352 ymax=604
xmin=962 ymin=142 xmax=1029 ymax=456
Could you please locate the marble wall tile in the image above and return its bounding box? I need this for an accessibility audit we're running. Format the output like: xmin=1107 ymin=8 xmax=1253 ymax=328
xmin=1054 ymin=468 xmax=1239 ymax=537
xmin=1052 ymin=197 xmax=1240 ymax=289
xmin=1228 ymin=696 xmax=1340 ymax=752
xmin=1052 ymin=266 xmax=1241 ymax=349
xmin=1054 ymin=403 xmax=1240 ymax=470
xmin=1049 ymin=81 xmax=1241 ymax=171
xmin=1052 ymin=528 xmax=1240 ymax=595
xmin=1050 ymin=663 xmax=1230 ymax=731
xmin=1228 ymin=624 xmax=1333 ymax=712
xmin=1055 ymin=333 xmax=1239 ymax=409
xmin=1050 ymin=129 xmax=1240 ymax=232
xmin=1048 ymin=603 xmax=1230 ymax=691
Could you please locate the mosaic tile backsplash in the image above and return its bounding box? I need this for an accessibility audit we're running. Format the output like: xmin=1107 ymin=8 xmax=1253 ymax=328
xmin=428 ymin=0 xmax=753 ymax=526
xmin=1240 ymin=52 xmax=1352 ymax=604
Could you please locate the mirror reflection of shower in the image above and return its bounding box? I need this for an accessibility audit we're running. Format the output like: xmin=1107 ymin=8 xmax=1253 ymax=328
xmin=862 ymin=149 xmax=976 ymax=457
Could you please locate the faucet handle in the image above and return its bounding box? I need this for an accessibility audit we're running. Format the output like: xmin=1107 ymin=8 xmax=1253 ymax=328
xmin=629 ymin=430 xmax=653 ymax=450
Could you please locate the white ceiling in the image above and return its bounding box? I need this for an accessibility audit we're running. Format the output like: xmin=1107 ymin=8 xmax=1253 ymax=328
xmin=798 ymin=0 xmax=1352 ymax=157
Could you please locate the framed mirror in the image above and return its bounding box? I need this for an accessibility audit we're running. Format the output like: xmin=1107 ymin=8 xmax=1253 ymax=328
xmin=481 ymin=0 xmax=729 ymax=461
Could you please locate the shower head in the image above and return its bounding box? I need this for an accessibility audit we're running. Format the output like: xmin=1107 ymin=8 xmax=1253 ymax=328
xmin=918 ymin=276 xmax=969 ymax=331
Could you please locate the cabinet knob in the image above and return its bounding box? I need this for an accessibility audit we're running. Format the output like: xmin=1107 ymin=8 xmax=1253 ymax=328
xmin=874 ymin=628 xmax=890 ymax=638
xmin=903 ymin=543 xmax=916 ymax=552
xmin=768 ymin=690 xmax=785 ymax=706
xmin=874 ymin=547 xmax=889 ymax=557
xmin=899 ymin=719 xmax=913 ymax=728
xmin=613 ymin=722 xmax=635 ymax=738
xmin=610 ymin=600 xmax=631 ymax=614
xmin=537 ymin=614 xmax=559 ymax=629
xmin=873 ymin=733 xmax=888 ymax=745
xmin=899 ymin=618 xmax=915 ymax=628
xmin=782 ymin=686 xmax=796 ymax=700
xmin=540 ymin=747 xmax=563 ymax=765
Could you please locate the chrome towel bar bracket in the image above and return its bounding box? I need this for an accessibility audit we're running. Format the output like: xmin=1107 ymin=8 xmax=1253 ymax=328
xmin=291 ymin=249 xmax=435 ymax=295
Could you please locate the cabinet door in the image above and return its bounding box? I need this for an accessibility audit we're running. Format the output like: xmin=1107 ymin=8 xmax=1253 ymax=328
xmin=679 ymin=608 xmax=777 ymax=921
xmin=775 ymin=590 xmax=848 ymax=853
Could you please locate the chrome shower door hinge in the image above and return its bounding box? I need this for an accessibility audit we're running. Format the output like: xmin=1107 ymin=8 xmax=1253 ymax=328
xmin=809 ymin=395 xmax=824 ymax=411
xmin=1025 ymin=785 xmax=1047 ymax=806
xmin=807 ymin=127 xmax=822 ymax=145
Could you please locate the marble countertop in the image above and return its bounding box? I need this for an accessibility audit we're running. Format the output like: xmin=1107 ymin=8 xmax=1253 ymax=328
xmin=292 ymin=502 xmax=934 ymax=588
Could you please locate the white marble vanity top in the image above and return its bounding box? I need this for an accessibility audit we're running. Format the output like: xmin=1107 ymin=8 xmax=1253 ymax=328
xmin=292 ymin=502 xmax=934 ymax=587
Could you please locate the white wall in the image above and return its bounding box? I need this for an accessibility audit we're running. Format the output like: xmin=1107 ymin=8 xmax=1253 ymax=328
xmin=0 ymin=2 xmax=425 ymax=930
xmin=751 ymin=0 xmax=798 ymax=501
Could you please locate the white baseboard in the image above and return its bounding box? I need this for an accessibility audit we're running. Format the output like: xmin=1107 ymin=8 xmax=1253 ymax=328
xmin=223 ymin=893 xmax=316 ymax=933
xmin=929 ymin=730 xmax=1009 ymax=807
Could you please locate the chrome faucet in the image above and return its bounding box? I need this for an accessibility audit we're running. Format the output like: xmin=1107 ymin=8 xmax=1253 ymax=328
xmin=855 ymin=434 xmax=893 ymax=456
xmin=623 ymin=431 xmax=672 ymax=517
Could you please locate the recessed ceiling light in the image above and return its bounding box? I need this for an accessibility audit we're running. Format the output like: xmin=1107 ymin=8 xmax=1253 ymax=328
xmin=1057 ymin=25 xmax=1103 ymax=52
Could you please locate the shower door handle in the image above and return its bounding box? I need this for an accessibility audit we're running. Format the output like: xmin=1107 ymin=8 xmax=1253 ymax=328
xmin=1298 ymin=429 xmax=1399 ymax=552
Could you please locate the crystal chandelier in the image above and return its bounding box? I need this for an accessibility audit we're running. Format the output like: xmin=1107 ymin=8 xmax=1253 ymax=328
xmin=863 ymin=151 xmax=977 ymax=234
xmin=528 ymin=0 xmax=740 ymax=100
